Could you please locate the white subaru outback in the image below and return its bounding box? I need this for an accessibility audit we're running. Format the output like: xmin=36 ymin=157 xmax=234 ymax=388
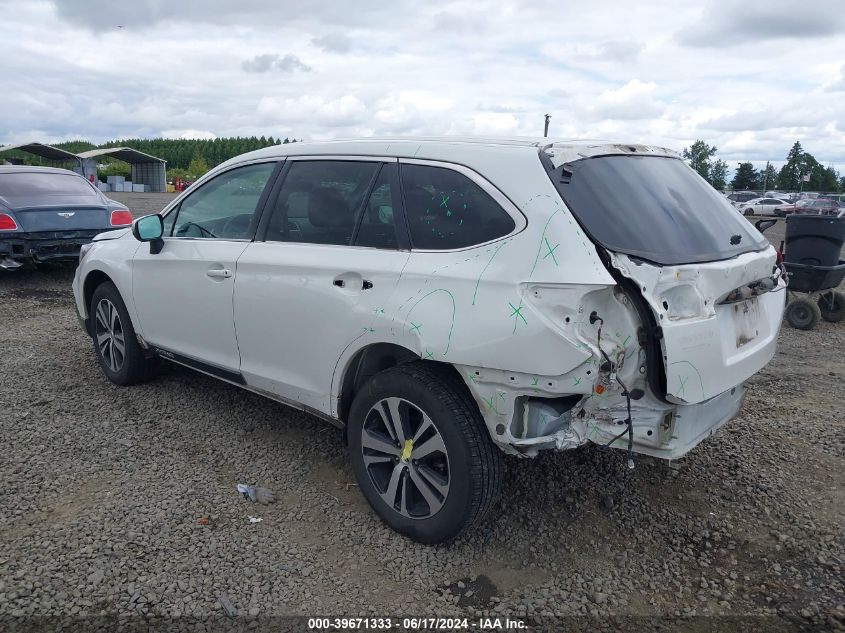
xmin=72 ymin=138 xmax=786 ymax=543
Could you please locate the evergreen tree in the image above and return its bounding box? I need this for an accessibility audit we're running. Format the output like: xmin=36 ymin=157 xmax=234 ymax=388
xmin=777 ymin=141 xmax=808 ymax=191
xmin=731 ymin=162 xmax=759 ymax=190
xmin=709 ymin=159 xmax=728 ymax=190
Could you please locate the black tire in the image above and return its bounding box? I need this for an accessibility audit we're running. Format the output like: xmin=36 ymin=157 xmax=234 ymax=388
xmin=743 ymin=208 xmax=754 ymax=216
xmin=90 ymin=281 xmax=157 ymax=385
xmin=348 ymin=362 xmax=503 ymax=544
xmin=818 ymin=290 xmax=845 ymax=323
xmin=785 ymin=297 xmax=821 ymax=330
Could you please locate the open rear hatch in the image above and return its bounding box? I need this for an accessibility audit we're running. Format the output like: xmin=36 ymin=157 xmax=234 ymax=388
xmin=542 ymin=146 xmax=786 ymax=404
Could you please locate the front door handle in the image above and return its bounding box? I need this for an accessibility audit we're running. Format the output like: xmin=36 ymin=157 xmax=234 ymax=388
xmin=362 ymin=280 xmax=373 ymax=290
xmin=206 ymin=268 xmax=232 ymax=279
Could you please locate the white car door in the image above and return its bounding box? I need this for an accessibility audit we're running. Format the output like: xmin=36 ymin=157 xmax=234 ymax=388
xmin=233 ymin=158 xmax=409 ymax=414
xmin=132 ymin=161 xmax=280 ymax=374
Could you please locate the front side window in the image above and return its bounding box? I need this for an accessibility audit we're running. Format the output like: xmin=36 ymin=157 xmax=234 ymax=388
xmin=168 ymin=162 xmax=276 ymax=239
xmin=265 ymin=160 xmax=380 ymax=246
xmin=401 ymin=164 xmax=515 ymax=249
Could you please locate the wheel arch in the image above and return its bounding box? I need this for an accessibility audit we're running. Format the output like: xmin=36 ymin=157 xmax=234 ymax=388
xmin=335 ymin=342 xmax=469 ymax=432
xmin=82 ymin=269 xmax=115 ymax=334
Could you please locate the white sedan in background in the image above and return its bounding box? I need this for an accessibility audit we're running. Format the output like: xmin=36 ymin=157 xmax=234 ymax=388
xmin=736 ymin=197 xmax=790 ymax=216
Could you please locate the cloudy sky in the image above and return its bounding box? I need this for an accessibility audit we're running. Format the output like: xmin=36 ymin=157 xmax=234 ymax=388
xmin=1 ymin=0 xmax=844 ymax=172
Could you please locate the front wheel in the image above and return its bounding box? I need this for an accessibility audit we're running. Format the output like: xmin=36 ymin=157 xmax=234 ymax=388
xmin=348 ymin=362 xmax=503 ymax=544
xmin=90 ymin=281 xmax=158 ymax=385
xmin=785 ymin=297 xmax=821 ymax=330
xmin=818 ymin=290 xmax=845 ymax=323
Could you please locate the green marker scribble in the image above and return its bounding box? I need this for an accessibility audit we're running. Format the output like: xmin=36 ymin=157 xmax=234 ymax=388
xmin=509 ymin=300 xmax=527 ymax=334
xmin=528 ymin=207 xmax=564 ymax=278
xmin=542 ymin=238 xmax=560 ymax=265
xmin=481 ymin=394 xmax=499 ymax=414
xmin=669 ymin=360 xmax=705 ymax=398
xmin=472 ymin=240 xmax=506 ymax=305
xmin=406 ymin=288 xmax=456 ymax=356
xmin=409 ymin=322 xmax=422 ymax=334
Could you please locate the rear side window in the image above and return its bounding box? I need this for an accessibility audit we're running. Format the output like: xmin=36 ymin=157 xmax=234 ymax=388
xmin=401 ymin=164 xmax=515 ymax=249
xmin=265 ymin=160 xmax=380 ymax=246
xmin=354 ymin=167 xmax=398 ymax=249
xmin=0 ymin=172 xmax=98 ymax=198
xmin=546 ymin=155 xmax=768 ymax=265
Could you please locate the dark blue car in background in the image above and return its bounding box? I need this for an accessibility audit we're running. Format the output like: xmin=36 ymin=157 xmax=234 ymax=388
xmin=0 ymin=166 xmax=132 ymax=270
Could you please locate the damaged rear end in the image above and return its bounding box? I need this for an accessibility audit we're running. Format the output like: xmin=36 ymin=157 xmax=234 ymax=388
xmin=513 ymin=145 xmax=786 ymax=460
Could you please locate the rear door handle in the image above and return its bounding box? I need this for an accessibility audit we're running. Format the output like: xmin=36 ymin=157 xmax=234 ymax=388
xmin=362 ymin=280 xmax=373 ymax=290
xmin=333 ymin=279 xmax=345 ymax=288
xmin=206 ymin=268 xmax=232 ymax=279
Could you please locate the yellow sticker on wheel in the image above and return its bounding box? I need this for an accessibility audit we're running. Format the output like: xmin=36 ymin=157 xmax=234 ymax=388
xmin=401 ymin=439 xmax=413 ymax=462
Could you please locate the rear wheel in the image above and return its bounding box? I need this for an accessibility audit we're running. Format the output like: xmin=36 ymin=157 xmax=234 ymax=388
xmin=90 ymin=281 xmax=157 ymax=385
xmin=818 ymin=290 xmax=845 ymax=323
xmin=348 ymin=362 xmax=503 ymax=544
xmin=785 ymin=297 xmax=821 ymax=330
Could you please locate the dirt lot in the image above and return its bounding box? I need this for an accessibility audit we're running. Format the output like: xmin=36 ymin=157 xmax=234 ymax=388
xmin=1 ymin=193 xmax=843 ymax=631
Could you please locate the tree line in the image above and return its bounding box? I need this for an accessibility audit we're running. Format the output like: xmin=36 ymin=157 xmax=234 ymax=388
xmin=683 ymin=140 xmax=843 ymax=192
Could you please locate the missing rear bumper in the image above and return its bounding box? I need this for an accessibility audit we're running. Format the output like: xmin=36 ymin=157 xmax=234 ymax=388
xmin=1 ymin=232 xmax=99 ymax=263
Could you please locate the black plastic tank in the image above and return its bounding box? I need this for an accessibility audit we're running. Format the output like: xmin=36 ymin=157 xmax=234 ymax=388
xmin=784 ymin=215 xmax=845 ymax=267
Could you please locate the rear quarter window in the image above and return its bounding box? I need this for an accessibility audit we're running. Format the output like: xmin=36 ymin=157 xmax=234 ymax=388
xmin=401 ymin=164 xmax=515 ymax=249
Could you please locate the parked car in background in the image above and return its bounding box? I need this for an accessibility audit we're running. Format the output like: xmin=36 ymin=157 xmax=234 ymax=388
xmin=802 ymin=198 xmax=840 ymax=215
xmin=0 ymin=166 xmax=132 ymax=270
xmin=776 ymin=199 xmax=806 ymax=215
xmin=727 ymin=191 xmax=759 ymax=205
xmin=72 ymin=138 xmax=785 ymax=543
xmin=764 ymin=191 xmax=793 ymax=200
xmin=736 ymin=197 xmax=790 ymax=216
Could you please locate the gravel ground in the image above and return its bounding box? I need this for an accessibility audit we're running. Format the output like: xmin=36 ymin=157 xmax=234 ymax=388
xmin=0 ymin=193 xmax=843 ymax=631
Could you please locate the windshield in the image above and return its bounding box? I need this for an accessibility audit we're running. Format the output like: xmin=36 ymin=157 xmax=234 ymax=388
xmin=0 ymin=172 xmax=99 ymax=199
xmin=544 ymin=154 xmax=769 ymax=265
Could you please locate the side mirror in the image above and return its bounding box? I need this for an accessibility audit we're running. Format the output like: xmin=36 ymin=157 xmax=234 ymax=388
xmin=132 ymin=214 xmax=165 ymax=254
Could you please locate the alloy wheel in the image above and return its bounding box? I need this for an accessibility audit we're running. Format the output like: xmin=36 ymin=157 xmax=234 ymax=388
xmin=94 ymin=298 xmax=126 ymax=372
xmin=360 ymin=397 xmax=451 ymax=519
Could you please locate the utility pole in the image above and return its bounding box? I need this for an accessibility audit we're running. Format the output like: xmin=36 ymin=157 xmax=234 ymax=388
xmin=543 ymin=114 xmax=551 ymax=138
xmin=762 ymin=161 xmax=769 ymax=192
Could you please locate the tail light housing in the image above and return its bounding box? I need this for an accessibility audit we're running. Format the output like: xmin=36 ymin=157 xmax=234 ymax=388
xmin=110 ymin=209 xmax=133 ymax=226
xmin=0 ymin=213 xmax=18 ymax=231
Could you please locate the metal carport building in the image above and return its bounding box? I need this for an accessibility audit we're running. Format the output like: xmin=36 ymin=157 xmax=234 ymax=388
xmin=77 ymin=147 xmax=167 ymax=193
xmin=0 ymin=142 xmax=83 ymax=169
